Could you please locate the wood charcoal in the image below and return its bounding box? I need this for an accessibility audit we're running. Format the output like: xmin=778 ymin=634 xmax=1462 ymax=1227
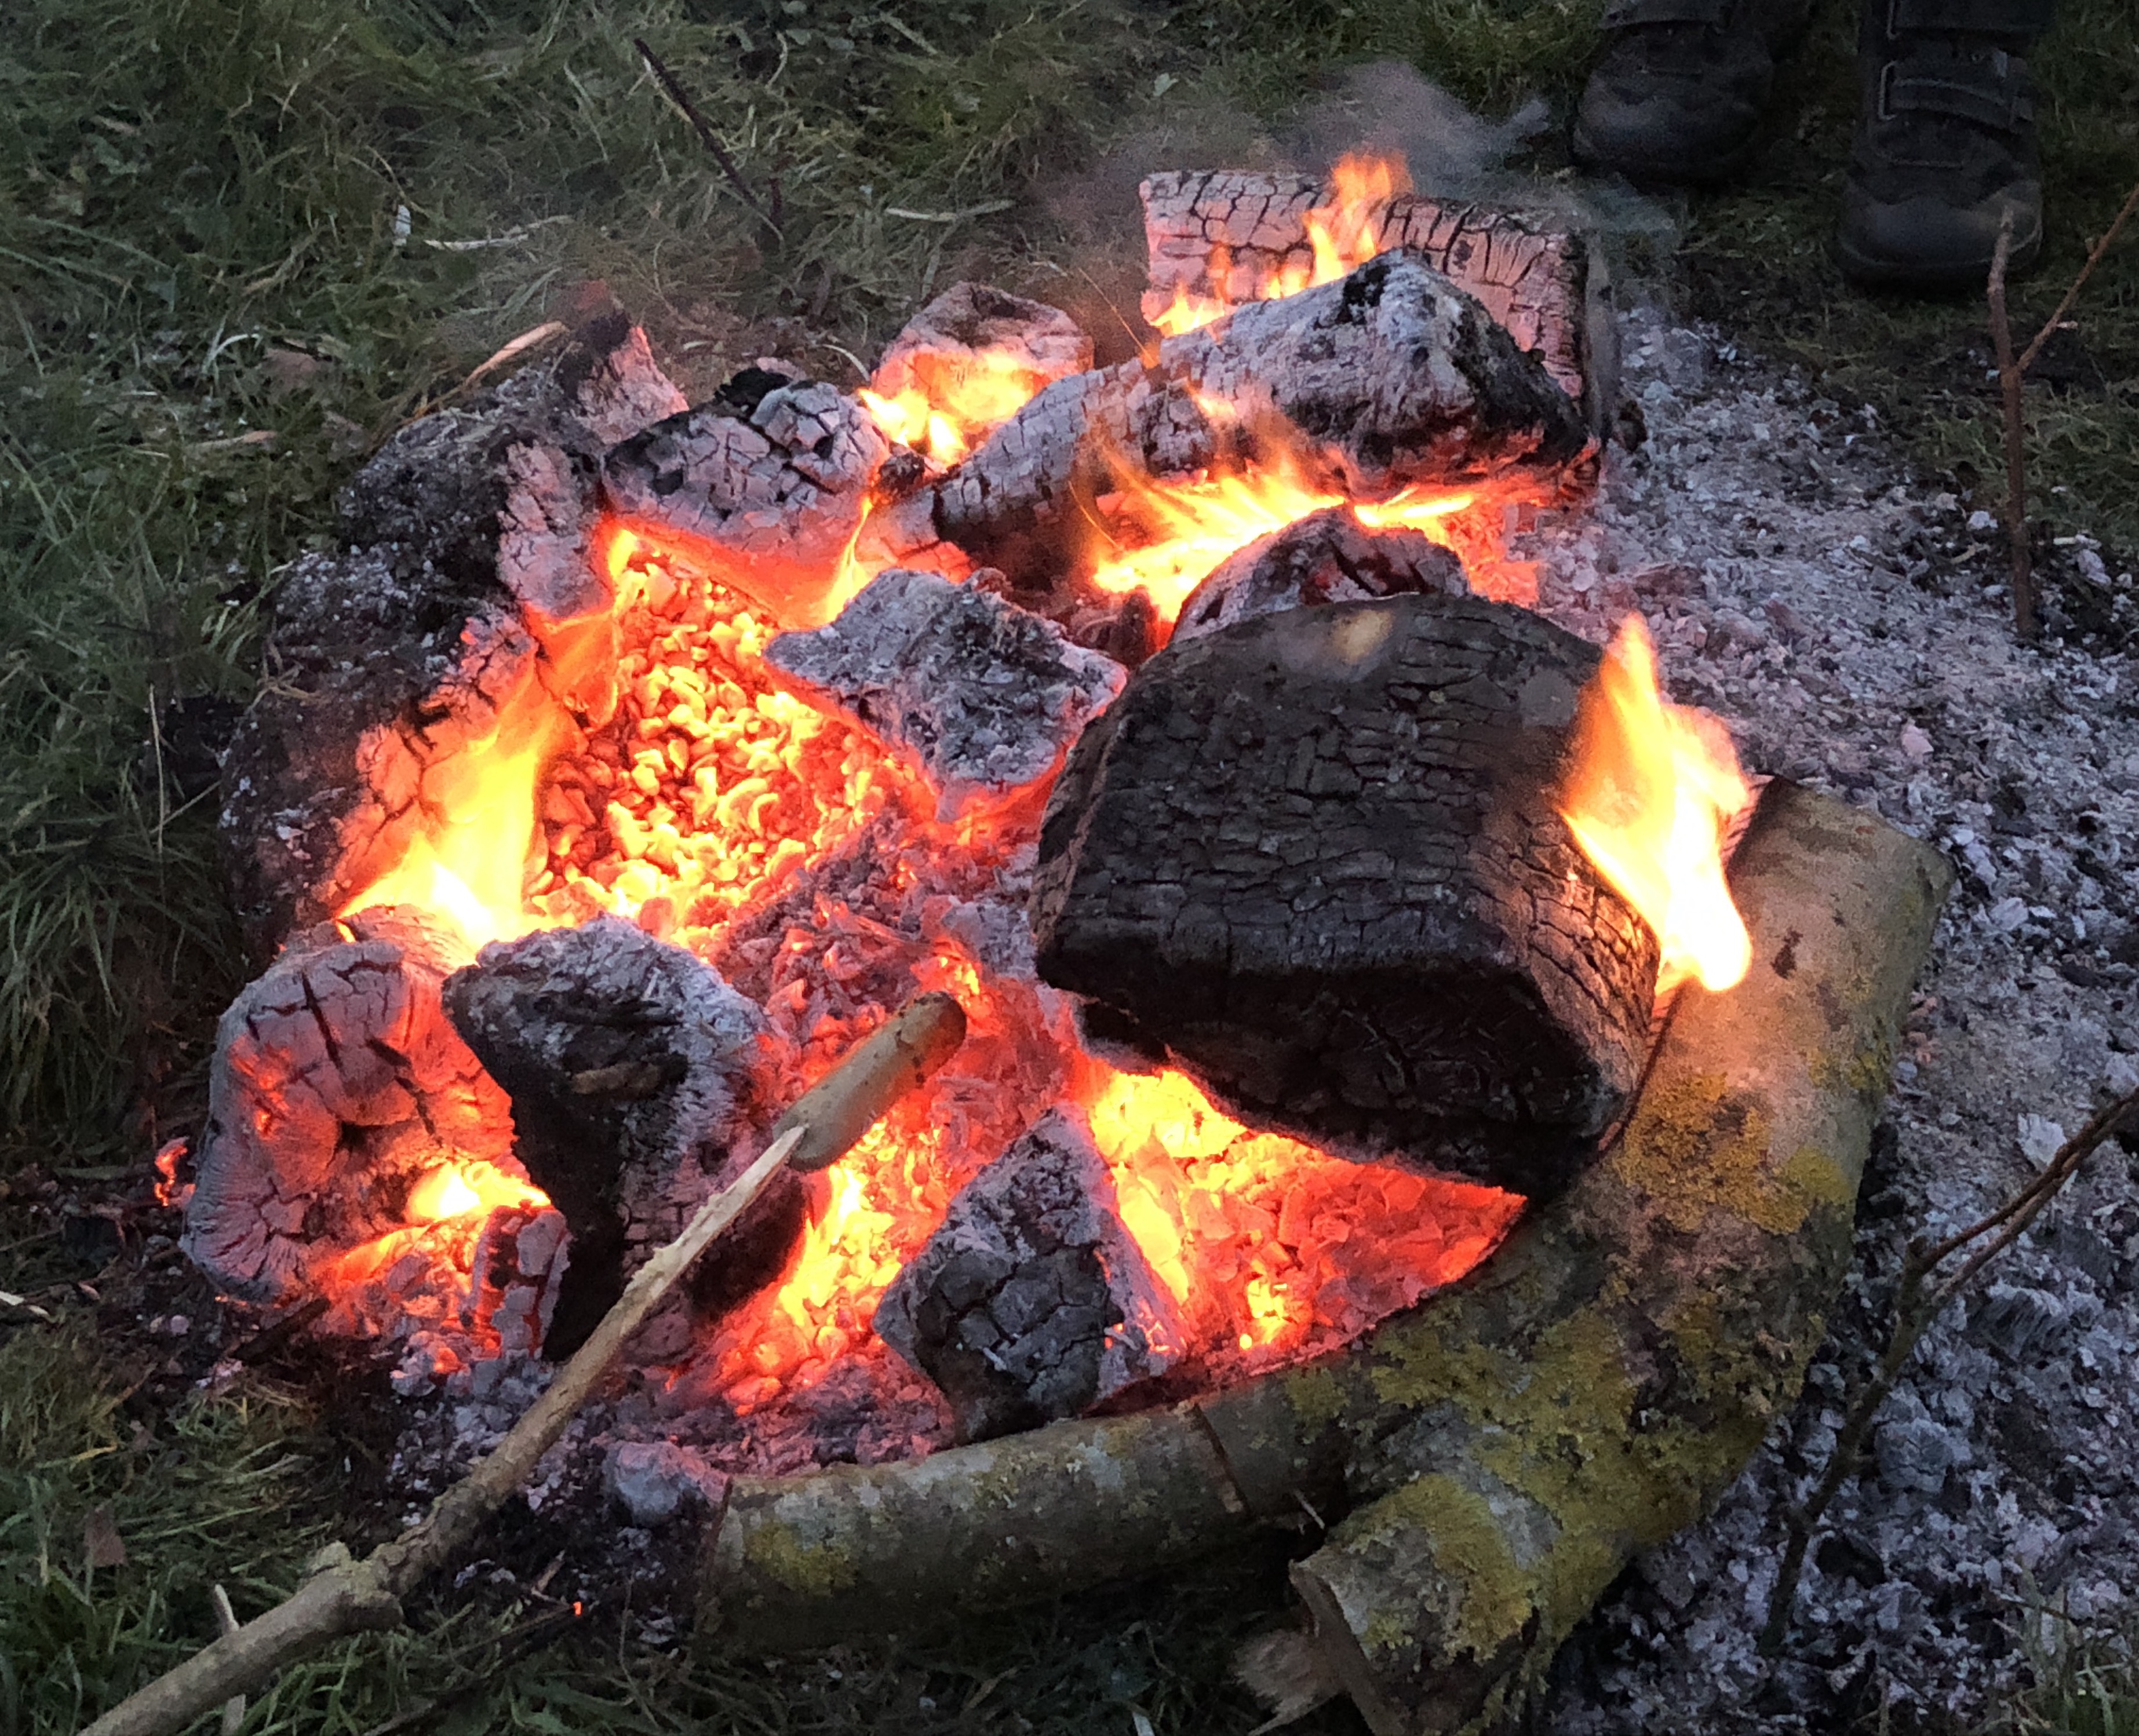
xmin=182 ymin=906 xmax=518 ymax=1301
xmin=873 ymin=1110 xmax=1179 ymax=1443
xmin=870 ymin=282 xmax=1093 ymax=424
xmin=1171 ymin=507 xmax=1468 ymax=644
xmin=865 ymin=250 xmax=1589 ymax=593
xmin=221 ymin=314 xmax=686 ymax=954
xmin=441 ymin=916 xmax=793 ymax=1357
xmin=600 ymin=369 xmax=890 ymax=629
xmin=1139 ymin=170 xmax=1616 ymax=427
xmin=1030 ymin=593 xmax=1659 ymax=1195
xmin=761 ymin=568 xmax=1125 ymax=823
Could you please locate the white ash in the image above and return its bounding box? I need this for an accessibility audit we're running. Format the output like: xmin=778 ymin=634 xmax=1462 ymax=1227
xmin=1514 ymin=303 xmax=2139 ymax=1733
xmin=763 ymin=567 xmax=1126 ymax=823
xmin=604 ymin=1439 xmax=728 ymax=1527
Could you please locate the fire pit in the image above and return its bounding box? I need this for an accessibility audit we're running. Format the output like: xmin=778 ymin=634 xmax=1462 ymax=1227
xmin=181 ymin=151 xmax=1947 ymax=1730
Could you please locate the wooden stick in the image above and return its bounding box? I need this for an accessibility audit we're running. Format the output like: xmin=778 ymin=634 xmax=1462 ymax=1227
xmin=78 ymin=993 xmax=967 ymax=1736
xmin=1987 ymin=211 xmax=2035 ymax=641
xmin=632 ymin=38 xmax=781 ymax=239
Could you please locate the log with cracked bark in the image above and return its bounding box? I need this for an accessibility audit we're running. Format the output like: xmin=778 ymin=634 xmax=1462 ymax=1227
xmin=220 ymin=311 xmax=686 ymax=955
xmin=181 ymin=906 xmax=518 ymax=1301
xmin=697 ymin=783 xmax=1949 ymax=1723
xmin=440 ymin=916 xmax=792 ymax=1358
xmin=863 ymin=250 xmax=1590 ymax=594
xmin=1138 ymin=170 xmax=1615 ymax=428
xmin=873 ymin=1109 xmax=1180 ymax=1443
xmin=1031 ymin=592 xmax=1656 ymax=1195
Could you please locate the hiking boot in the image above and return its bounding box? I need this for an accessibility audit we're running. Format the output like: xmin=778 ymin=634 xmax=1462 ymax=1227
xmin=1838 ymin=0 xmax=2056 ymax=289
xmin=1573 ymin=0 xmax=1814 ymax=186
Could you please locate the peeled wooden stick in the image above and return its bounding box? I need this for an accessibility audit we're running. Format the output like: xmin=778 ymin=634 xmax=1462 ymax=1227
xmin=78 ymin=991 xmax=967 ymax=1736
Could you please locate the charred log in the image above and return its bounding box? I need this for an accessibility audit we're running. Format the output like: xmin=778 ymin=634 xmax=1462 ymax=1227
xmin=440 ymin=916 xmax=785 ymax=1358
xmin=1138 ymin=172 xmax=1615 ymax=428
xmin=220 ymin=315 xmax=686 ymax=955
xmin=866 ymin=250 xmax=1589 ymax=593
xmin=600 ymin=373 xmax=889 ymax=629
xmin=761 ymin=568 xmax=1125 ymax=823
xmin=182 ymin=907 xmax=516 ymax=1301
xmin=1031 ymin=593 xmax=1656 ymax=1194
xmin=870 ymin=283 xmax=1093 ymax=422
xmin=1172 ymin=508 xmax=1468 ymax=644
xmin=873 ymin=1110 xmax=1178 ymax=1442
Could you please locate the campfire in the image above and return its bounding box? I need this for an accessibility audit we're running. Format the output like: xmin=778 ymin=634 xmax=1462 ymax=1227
xmin=192 ymin=149 xmax=1711 ymax=1460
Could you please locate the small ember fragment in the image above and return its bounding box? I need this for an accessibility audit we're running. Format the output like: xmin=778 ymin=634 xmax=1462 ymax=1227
xmin=1172 ymin=505 xmax=1469 ymax=644
xmin=762 ymin=568 xmax=1125 ymax=823
xmin=874 ymin=1110 xmax=1178 ymax=1442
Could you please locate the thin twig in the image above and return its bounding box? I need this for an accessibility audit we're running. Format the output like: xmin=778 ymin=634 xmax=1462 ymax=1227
xmin=632 ymin=39 xmax=781 ymax=240
xmin=1986 ymin=211 xmax=2034 ymax=640
xmin=2016 ymin=178 xmax=2139 ymax=375
xmin=1760 ymin=1080 xmax=2139 ymax=1654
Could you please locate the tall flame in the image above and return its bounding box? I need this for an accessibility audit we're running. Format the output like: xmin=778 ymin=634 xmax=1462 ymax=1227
xmin=859 ymin=348 xmax=1056 ymax=469
xmin=1557 ymin=617 xmax=1753 ymax=995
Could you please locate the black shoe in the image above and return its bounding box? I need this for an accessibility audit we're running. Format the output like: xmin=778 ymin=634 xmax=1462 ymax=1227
xmin=1837 ymin=0 xmax=2054 ymax=289
xmin=1573 ymin=0 xmax=1814 ymax=187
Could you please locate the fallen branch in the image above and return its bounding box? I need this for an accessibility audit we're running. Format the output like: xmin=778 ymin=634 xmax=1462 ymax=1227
xmin=1984 ymin=179 xmax=2139 ymax=643
xmin=78 ymin=993 xmax=967 ymax=1736
xmin=1759 ymin=1076 xmax=2139 ymax=1654
xmin=633 ymin=39 xmax=782 ymax=239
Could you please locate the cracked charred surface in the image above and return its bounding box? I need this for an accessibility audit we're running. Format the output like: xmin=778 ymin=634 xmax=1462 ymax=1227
xmin=1138 ymin=172 xmax=1610 ymax=424
xmin=182 ymin=906 xmax=515 ymax=1301
xmin=868 ymin=282 xmax=1092 ymax=415
xmin=873 ymin=1111 xmax=1178 ymax=1443
xmin=868 ymin=251 xmax=1590 ymax=593
xmin=219 ymin=314 xmax=684 ymax=955
xmin=761 ymin=568 xmax=1125 ymax=824
xmin=1032 ymin=593 xmax=1656 ymax=1194
xmin=1173 ymin=508 xmax=1470 ymax=644
xmin=441 ymin=917 xmax=790 ymax=1359
xmin=600 ymin=371 xmax=888 ymax=626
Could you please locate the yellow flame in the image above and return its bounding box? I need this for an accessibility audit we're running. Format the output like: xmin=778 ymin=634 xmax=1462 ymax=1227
xmin=405 ymin=1160 xmax=548 ymax=1224
xmin=1557 ymin=616 xmax=1754 ymax=995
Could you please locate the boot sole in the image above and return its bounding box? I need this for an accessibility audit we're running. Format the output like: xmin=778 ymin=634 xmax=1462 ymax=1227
xmin=1835 ymin=214 xmax=2044 ymax=291
xmin=1572 ymin=117 xmax=1760 ymax=189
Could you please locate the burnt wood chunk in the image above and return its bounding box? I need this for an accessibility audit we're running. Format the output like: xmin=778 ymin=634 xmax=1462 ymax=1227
xmin=1138 ymin=171 xmax=1614 ymax=426
xmin=761 ymin=568 xmax=1126 ymax=823
xmin=866 ymin=250 xmax=1588 ymax=592
xmin=1172 ymin=508 xmax=1468 ymax=644
xmin=600 ymin=374 xmax=889 ymax=629
xmin=441 ymin=917 xmax=790 ymax=1356
xmin=874 ymin=1111 xmax=1178 ymax=1443
xmin=183 ymin=907 xmax=518 ymax=1301
xmin=870 ymin=283 xmax=1093 ymax=431
xmin=1030 ymin=594 xmax=1659 ymax=1194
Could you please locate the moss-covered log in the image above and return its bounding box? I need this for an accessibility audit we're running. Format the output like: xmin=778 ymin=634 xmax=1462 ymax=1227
xmin=1281 ymin=781 xmax=1950 ymax=1734
xmin=697 ymin=784 xmax=1949 ymax=1690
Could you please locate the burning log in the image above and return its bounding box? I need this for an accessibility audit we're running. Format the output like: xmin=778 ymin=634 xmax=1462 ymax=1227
xmin=873 ymin=1110 xmax=1179 ymax=1442
xmin=1030 ymin=593 xmax=1656 ymax=1194
xmin=599 ymin=369 xmax=890 ymax=628
xmin=697 ymin=785 xmax=1949 ymax=1699
xmin=181 ymin=907 xmax=517 ymax=1302
xmin=220 ymin=313 xmax=687 ymax=954
xmin=761 ymin=568 xmax=1127 ymax=823
xmin=866 ymin=250 xmax=1589 ymax=593
xmin=1170 ymin=507 xmax=1468 ymax=644
xmin=439 ymin=917 xmax=786 ymax=1358
xmin=1138 ymin=170 xmax=1613 ymax=426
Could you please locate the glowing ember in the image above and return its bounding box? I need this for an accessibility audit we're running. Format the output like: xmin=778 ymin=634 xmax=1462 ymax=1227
xmin=859 ymin=347 xmax=1055 ymax=469
xmin=1558 ymin=615 xmax=1754 ymax=995
xmin=152 ymin=1137 xmax=192 ymax=1210
xmin=405 ymin=1161 xmax=548 ymax=1224
xmin=1149 ymin=151 xmax=1413 ymax=339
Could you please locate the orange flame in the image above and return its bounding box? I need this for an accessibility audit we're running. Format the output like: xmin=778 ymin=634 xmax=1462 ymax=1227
xmin=1557 ymin=616 xmax=1753 ymax=995
xmin=859 ymin=348 xmax=1053 ymax=469
xmin=1150 ymin=151 xmax=1413 ymax=339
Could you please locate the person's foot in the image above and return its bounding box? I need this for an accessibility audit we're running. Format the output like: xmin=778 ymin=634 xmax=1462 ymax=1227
xmin=1573 ymin=0 xmax=1814 ymax=186
xmin=1837 ymin=0 xmax=2052 ymax=289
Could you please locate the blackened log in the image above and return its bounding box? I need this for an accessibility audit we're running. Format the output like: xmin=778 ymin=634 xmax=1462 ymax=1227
xmin=181 ymin=907 xmax=518 ymax=1301
xmin=865 ymin=250 xmax=1589 ymax=593
xmin=873 ymin=1110 xmax=1178 ymax=1442
xmin=1171 ymin=508 xmax=1467 ymax=644
xmin=599 ymin=374 xmax=889 ymax=629
xmin=1030 ymin=593 xmax=1657 ymax=1194
xmin=1138 ymin=171 xmax=1616 ymax=428
xmin=221 ymin=315 xmax=686 ymax=954
xmin=761 ymin=568 xmax=1125 ymax=823
xmin=440 ymin=916 xmax=788 ymax=1357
